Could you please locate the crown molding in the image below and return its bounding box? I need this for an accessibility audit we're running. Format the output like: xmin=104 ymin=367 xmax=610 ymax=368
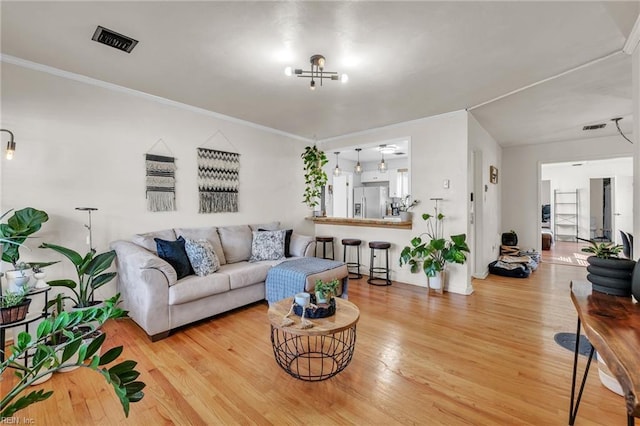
xmin=0 ymin=54 xmax=312 ymax=143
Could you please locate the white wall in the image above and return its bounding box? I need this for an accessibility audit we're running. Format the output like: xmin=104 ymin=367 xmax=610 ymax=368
xmin=541 ymin=158 xmax=633 ymax=243
xmin=0 ymin=62 xmax=311 ymax=299
xmin=318 ymin=111 xmax=472 ymax=294
xmin=502 ymin=135 xmax=634 ymax=250
xmin=468 ymin=113 xmax=502 ymax=278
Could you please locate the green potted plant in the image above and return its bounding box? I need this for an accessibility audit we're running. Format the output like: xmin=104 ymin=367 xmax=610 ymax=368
xmin=399 ymin=204 xmax=469 ymax=292
xmin=44 ymin=293 xmax=104 ymax=373
xmin=1 ymin=293 xmax=145 ymax=418
xmin=399 ymin=196 xmax=420 ymax=221
xmin=1 ymin=208 xmax=53 ymax=290
xmin=39 ymin=243 xmax=117 ymax=309
xmin=0 ymin=288 xmax=31 ymax=324
xmin=314 ymin=279 xmax=339 ymax=304
xmin=301 ymin=145 xmax=328 ymax=214
xmin=581 ymin=240 xmax=636 ymax=296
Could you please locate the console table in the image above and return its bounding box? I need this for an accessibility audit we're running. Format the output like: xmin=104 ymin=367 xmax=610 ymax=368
xmin=569 ymin=280 xmax=640 ymax=425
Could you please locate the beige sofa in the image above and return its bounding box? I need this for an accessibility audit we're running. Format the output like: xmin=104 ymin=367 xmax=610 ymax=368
xmin=110 ymin=223 xmax=315 ymax=341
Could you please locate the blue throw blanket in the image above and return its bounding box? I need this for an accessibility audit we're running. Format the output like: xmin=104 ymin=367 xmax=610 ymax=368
xmin=266 ymin=257 xmax=348 ymax=304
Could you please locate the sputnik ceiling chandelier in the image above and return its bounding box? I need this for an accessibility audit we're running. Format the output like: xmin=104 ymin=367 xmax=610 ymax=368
xmin=285 ymin=54 xmax=349 ymax=90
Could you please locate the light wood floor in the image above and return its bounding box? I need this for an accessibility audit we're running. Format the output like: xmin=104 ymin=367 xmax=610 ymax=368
xmin=2 ymin=262 xmax=626 ymax=425
xmin=541 ymin=240 xmax=591 ymax=267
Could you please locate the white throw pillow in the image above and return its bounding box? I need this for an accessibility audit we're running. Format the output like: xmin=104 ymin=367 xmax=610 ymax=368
xmin=249 ymin=230 xmax=286 ymax=262
xmin=184 ymin=238 xmax=220 ymax=276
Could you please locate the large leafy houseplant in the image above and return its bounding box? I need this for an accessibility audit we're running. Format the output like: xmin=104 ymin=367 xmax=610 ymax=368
xmin=0 ymin=208 xmax=50 ymax=269
xmin=301 ymin=145 xmax=328 ymax=209
xmin=40 ymin=243 xmax=117 ymax=308
xmin=581 ymin=240 xmax=623 ymax=259
xmin=399 ymin=208 xmax=470 ymax=278
xmin=0 ymin=294 xmax=145 ymax=418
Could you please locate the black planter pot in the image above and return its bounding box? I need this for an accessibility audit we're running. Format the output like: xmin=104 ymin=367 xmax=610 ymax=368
xmin=586 ymin=256 xmax=636 ymax=296
xmin=632 ymin=261 xmax=640 ymax=301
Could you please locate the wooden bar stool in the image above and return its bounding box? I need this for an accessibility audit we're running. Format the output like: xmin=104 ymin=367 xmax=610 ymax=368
xmin=315 ymin=236 xmax=335 ymax=260
xmin=342 ymin=238 xmax=362 ymax=279
xmin=368 ymin=241 xmax=391 ymax=286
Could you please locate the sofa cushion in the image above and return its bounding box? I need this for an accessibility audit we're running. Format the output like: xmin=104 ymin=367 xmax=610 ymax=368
xmin=155 ymin=236 xmax=194 ymax=280
xmin=249 ymin=230 xmax=286 ymax=262
xmin=168 ymin=273 xmax=230 ymax=305
xmin=218 ymin=225 xmax=252 ymax=263
xmin=185 ymin=238 xmax=220 ymax=276
xmin=260 ymin=228 xmax=293 ymax=257
xmin=132 ymin=229 xmax=176 ymax=253
xmin=175 ymin=226 xmax=227 ymax=265
xmin=290 ymin=233 xmax=315 ymax=257
xmin=217 ymin=261 xmax=272 ymax=290
xmin=249 ymin=221 xmax=280 ymax=232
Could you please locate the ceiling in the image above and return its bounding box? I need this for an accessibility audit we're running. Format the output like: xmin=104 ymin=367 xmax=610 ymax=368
xmin=1 ymin=1 xmax=638 ymax=147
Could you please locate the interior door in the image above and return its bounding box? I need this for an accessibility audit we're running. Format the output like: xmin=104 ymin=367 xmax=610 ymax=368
xmin=613 ymin=175 xmax=633 ymax=245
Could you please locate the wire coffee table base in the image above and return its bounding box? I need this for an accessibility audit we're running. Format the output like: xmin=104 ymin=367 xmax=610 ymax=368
xmin=270 ymin=325 xmax=357 ymax=381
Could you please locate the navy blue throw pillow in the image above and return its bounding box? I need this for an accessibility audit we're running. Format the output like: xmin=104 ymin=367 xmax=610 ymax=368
xmin=155 ymin=236 xmax=193 ymax=280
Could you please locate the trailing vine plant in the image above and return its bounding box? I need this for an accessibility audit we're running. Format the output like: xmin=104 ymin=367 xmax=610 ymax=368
xmin=301 ymin=145 xmax=328 ymax=209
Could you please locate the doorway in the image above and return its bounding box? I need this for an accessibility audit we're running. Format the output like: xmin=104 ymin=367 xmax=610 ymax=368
xmin=540 ymin=157 xmax=633 ymax=251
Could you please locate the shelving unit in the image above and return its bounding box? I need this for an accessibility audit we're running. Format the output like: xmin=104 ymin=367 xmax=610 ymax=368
xmin=0 ymin=285 xmax=51 ymax=364
xmin=554 ymin=190 xmax=579 ymax=242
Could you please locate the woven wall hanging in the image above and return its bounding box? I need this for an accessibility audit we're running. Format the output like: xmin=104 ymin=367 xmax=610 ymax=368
xmin=197 ymin=148 xmax=240 ymax=213
xmin=145 ymin=154 xmax=176 ymax=212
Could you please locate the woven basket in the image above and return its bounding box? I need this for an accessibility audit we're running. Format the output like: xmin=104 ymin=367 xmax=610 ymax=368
xmin=0 ymin=298 xmax=32 ymax=324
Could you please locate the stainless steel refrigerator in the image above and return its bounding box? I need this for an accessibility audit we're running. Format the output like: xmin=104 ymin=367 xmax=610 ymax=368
xmin=353 ymin=186 xmax=389 ymax=219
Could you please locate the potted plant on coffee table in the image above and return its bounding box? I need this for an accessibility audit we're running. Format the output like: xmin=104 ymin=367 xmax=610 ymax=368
xmin=314 ymin=279 xmax=339 ymax=304
xmin=399 ymin=201 xmax=469 ymax=293
xmin=581 ymin=240 xmax=636 ymax=296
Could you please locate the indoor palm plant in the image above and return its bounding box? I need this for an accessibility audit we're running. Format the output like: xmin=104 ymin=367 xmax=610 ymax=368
xmin=581 ymin=240 xmax=636 ymax=296
xmin=39 ymin=243 xmax=117 ymax=308
xmin=399 ymin=202 xmax=469 ymax=292
xmin=301 ymin=145 xmax=328 ymax=213
xmin=0 ymin=293 xmax=145 ymax=418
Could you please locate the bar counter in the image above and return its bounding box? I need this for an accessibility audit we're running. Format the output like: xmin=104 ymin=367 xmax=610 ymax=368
xmin=308 ymin=216 xmax=412 ymax=229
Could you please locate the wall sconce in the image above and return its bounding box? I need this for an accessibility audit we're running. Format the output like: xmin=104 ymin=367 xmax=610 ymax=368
xmin=354 ymin=148 xmax=363 ymax=174
xmin=1 ymin=129 xmax=16 ymax=160
xmin=333 ymin=152 xmax=341 ymax=177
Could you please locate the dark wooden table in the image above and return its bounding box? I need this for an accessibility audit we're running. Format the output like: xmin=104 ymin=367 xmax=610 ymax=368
xmin=569 ymin=280 xmax=640 ymax=425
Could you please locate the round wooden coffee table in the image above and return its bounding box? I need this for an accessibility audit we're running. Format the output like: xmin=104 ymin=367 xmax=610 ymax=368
xmin=267 ymin=297 xmax=360 ymax=381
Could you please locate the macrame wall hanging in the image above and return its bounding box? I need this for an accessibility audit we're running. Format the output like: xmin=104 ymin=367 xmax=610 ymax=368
xmin=197 ymin=131 xmax=240 ymax=213
xmin=145 ymin=139 xmax=177 ymax=212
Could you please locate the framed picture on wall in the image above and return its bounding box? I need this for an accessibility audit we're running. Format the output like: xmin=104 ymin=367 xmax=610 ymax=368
xmin=489 ymin=166 xmax=498 ymax=184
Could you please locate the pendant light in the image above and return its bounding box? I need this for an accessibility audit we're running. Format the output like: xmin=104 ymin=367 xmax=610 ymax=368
xmin=354 ymin=148 xmax=363 ymax=174
xmin=378 ymin=145 xmax=387 ymax=173
xmin=333 ymin=152 xmax=341 ymax=177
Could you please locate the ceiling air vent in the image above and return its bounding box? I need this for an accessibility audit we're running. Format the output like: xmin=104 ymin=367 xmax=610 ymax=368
xmin=92 ymin=26 xmax=138 ymax=53
xmin=582 ymin=123 xmax=606 ymax=131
